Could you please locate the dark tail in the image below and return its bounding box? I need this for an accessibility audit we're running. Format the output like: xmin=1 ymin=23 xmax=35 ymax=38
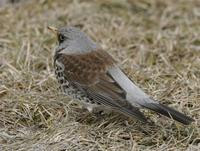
xmin=144 ymin=102 xmax=194 ymax=125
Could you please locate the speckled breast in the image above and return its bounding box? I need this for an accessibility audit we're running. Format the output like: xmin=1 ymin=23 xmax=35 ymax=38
xmin=54 ymin=60 xmax=92 ymax=104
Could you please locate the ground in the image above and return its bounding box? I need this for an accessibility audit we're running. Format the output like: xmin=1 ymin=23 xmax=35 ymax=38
xmin=0 ymin=0 xmax=199 ymax=150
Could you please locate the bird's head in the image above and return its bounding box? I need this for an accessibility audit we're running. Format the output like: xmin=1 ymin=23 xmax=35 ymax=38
xmin=48 ymin=26 xmax=99 ymax=55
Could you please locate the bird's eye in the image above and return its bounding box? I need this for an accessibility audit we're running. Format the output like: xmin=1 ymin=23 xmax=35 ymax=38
xmin=58 ymin=34 xmax=65 ymax=43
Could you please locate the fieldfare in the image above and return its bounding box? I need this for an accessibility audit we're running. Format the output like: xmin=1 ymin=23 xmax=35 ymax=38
xmin=48 ymin=26 xmax=194 ymax=125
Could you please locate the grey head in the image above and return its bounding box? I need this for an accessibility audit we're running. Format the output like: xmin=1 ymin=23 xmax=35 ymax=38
xmin=49 ymin=26 xmax=100 ymax=55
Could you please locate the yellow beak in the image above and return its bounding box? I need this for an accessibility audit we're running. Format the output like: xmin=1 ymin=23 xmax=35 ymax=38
xmin=47 ymin=26 xmax=58 ymax=34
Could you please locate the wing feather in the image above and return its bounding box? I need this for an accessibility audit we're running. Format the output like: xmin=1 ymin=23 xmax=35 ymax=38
xmin=56 ymin=49 xmax=148 ymax=122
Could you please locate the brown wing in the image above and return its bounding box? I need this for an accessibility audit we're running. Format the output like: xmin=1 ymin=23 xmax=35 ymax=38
xmin=57 ymin=49 xmax=116 ymax=85
xmin=56 ymin=49 xmax=148 ymax=122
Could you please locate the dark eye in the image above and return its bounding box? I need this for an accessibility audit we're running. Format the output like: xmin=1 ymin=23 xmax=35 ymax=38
xmin=58 ymin=34 xmax=65 ymax=43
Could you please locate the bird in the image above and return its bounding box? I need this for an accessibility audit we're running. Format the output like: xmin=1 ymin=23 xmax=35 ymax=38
xmin=48 ymin=26 xmax=194 ymax=125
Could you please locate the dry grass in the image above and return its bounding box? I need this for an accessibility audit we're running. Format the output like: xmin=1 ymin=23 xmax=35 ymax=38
xmin=0 ymin=0 xmax=199 ymax=150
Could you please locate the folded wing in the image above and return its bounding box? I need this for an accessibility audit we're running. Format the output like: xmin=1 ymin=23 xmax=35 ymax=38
xmin=57 ymin=49 xmax=148 ymax=122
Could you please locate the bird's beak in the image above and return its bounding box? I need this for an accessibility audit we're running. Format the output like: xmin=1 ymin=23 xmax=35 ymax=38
xmin=47 ymin=26 xmax=58 ymax=35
